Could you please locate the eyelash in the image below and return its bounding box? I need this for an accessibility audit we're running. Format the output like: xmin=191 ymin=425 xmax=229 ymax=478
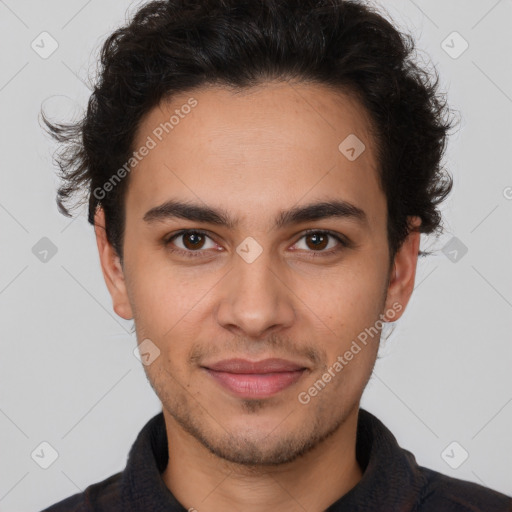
xmin=164 ymin=229 xmax=349 ymax=259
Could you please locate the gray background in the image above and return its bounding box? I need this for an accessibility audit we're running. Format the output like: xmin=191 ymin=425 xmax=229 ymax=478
xmin=0 ymin=0 xmax=511 ymax=510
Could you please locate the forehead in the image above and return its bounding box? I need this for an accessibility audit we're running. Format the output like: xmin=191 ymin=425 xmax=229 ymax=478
xmin=126 ymin=82 xmax=384 ymax=230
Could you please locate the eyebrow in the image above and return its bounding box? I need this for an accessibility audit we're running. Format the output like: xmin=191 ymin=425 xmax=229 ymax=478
xmin=143 ymin=198 xmax=368 ymax=229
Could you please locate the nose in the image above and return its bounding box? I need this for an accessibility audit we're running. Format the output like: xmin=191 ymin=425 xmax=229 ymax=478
xmin=215 ymin=247 xmax=296 ymax=339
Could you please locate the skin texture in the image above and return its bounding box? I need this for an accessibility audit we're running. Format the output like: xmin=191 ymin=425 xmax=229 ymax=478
xmin=94 ymin=81 xmax=421 ymax=512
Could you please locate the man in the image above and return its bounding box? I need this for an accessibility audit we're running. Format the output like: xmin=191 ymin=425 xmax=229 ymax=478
xmin=40 ymin=0 xmax=511 ymax=510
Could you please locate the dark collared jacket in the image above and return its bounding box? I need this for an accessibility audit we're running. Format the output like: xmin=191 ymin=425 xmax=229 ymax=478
xmin=40 ymin=409 xmax=512 ymax=511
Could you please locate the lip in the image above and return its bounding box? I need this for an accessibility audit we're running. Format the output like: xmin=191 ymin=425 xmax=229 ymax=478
xmin=204 ymin=358 xmax=306 ymax=373
xmin=202 ymin=358 xmax=308 ymax=399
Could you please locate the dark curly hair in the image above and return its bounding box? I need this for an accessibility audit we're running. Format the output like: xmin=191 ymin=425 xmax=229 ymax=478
xmin=41 ymin=0 xmax=455 ymax=262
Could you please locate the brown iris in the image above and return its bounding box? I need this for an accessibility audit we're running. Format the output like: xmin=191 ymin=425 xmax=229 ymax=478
xmin=305 ymin=232 xmax=329 ymax=251
xmin=182 ymin=232 xmax=206 ymax=250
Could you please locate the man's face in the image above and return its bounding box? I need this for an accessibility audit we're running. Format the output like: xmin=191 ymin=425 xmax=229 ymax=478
xmin=97 ymin=82 xmax=417 ymax=466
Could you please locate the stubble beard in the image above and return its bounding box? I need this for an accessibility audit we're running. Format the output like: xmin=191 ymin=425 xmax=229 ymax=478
xmin=148 ymin=364 xmax=357 ymax=469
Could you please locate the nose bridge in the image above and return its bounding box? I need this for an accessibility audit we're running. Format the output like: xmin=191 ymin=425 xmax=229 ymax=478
xmin=216 ymin=242 xmax=295 ymax=337
xmin=236 ymin=245 xmax=277 ymax=296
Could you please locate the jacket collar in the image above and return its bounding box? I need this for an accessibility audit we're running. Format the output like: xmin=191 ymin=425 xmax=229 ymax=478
xmin=121 ymin=408 xmax=428 ymax=511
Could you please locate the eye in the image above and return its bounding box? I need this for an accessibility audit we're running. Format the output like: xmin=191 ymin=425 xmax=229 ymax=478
xmin=164 ymin=229 xmax=349 ymax=259
xmin=165 ymin=230 xmax=219 ymax=257
xmin=292 ymin=230 xmax=348 ymax=256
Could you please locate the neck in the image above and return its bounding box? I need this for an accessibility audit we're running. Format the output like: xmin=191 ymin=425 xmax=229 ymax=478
xmin=161 ymin=407 xmax=363 ymax=512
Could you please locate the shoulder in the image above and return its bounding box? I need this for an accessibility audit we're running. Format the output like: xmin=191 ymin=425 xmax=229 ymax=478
xmin=416 ymin=467 xmax=512 ymax=512
xmin=39 ymin=471 xmax=122 ymax=512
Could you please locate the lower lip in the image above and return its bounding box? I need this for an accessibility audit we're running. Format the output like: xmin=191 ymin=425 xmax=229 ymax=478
xmin=204 ymin=368 xmax=306 ymax=399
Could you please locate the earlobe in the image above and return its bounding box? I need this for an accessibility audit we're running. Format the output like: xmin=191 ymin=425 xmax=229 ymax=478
xmin=383 ymin=216 xmax=422 ymax=322
xmin=94 ymin=208 xmax=134 ymax=320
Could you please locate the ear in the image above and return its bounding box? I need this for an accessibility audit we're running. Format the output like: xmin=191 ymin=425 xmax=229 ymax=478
xmin=383 ymin=216 xmax=422 ymax=322
xmin=94 ymin=208 xmax=133 ymax=320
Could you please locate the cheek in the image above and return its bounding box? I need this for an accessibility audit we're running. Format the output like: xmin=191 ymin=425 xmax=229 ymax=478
xmin=295 ymin=256 xmax=388 ymax=330
xmin=123 ymin=242 xmax=199 ymax=322
xmin=123 ymin=254 xmax=224 ymax=368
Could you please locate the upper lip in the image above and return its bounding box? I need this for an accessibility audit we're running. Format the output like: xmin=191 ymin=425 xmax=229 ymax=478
xmin=203 ymin=358 xmax=307 ymax=374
